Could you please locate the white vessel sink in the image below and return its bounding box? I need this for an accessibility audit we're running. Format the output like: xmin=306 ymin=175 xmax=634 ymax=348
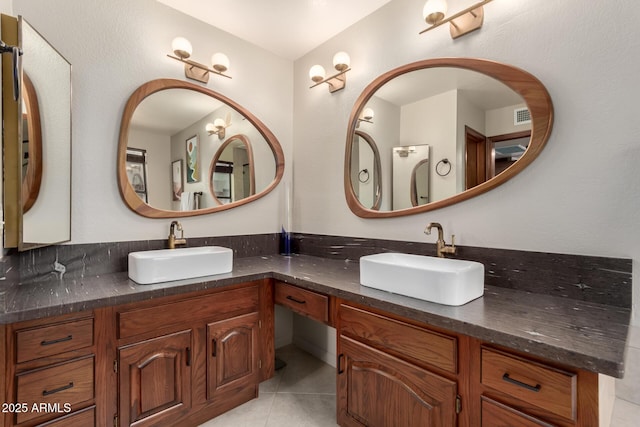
xmin=128 ymin=246 xmax=233 ymax=285
xmin=360 ymin=253 xmax=484 ymax=306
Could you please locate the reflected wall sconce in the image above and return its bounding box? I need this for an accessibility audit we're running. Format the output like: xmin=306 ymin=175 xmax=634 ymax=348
xmin=309 ymin=51 xmax=351 ymax=93
xmin=356 ymin=108 xmax=374 ymax=127
xmin=206 ymin=113 xmax=231 ymax=140
xmin=419 ymin=0 xmax=494 ymax=39
xmin=168 ymin=37 xmax=231 ymax=83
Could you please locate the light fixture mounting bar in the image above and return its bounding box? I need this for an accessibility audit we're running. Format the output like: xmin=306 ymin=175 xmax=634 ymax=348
xmin=419 ymin=0 xmax=493 ymax=37
xmin=167 ymin=54 xmax=232 ymax=80
xmin=309 ymin=68 xmax=350 ymax=93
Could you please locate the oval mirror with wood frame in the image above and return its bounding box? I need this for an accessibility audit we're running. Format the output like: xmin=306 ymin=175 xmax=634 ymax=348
xmin=118 ymin=79 xmax=284 ymax=218
xmin=344 ymin=58 xmax=553 ymax=218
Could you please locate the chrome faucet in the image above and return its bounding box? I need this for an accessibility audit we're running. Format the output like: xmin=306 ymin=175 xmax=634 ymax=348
xmin=168 ymin=221 xmax=187 ymax=249
xmin=424 ymin=222 xmax=456 ymax=258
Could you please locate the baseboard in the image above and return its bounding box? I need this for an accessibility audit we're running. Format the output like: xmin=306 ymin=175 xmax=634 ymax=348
xmin=293 ymin=335 xmax=337 ymax=368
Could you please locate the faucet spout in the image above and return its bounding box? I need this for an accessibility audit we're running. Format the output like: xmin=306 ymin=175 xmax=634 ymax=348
xmin=424 ymin=222 xmax=456 ymax=258
xmin=168 ymin=221 xmax=187 ymax=249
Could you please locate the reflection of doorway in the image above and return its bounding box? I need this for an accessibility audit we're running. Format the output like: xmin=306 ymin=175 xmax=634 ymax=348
xmin=465 ymin=126 xmax=488 ymax=190
xmin=488 ymin=130 xmax=531 ymax=178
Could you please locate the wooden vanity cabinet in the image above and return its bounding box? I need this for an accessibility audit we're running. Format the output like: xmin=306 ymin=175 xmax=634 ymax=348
xmin=336 ymin=302 xmax=462 ymax=427
xmin=471 ymin=343 xmax=601 ymax=427
xmin=2 ymin=311 xmax=101 ymax=427
xmin=114 ymin=280 xmax=273 ymax=427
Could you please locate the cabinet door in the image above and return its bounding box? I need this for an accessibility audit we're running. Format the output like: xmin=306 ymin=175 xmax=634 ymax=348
xmin=207 ymin=312 xmax=260 ymax=401
xmin=338 ymin=335 xmax=457 ymax=427
xmin=118 ymin=330 xmax=192 ymax=427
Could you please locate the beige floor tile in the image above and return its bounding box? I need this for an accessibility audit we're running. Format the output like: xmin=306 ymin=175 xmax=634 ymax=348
xmin=265 ymin=394 xmax=339 ymax=427
xmin=611 ymin=398 xmax=640 ymax=427
xmin=198 ymin=393 xmax=275 ymax=427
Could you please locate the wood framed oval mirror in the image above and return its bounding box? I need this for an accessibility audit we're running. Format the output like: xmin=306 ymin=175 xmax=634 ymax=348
xmin=118 ymin=79 xmax=284 ymax=218
xmin=208 ymin=134 xmax=255 ymax=205
xmin=344 ymin=58 xmax=553 ymax=218
xmin=21 ymin=72 xmax=42 ymax=213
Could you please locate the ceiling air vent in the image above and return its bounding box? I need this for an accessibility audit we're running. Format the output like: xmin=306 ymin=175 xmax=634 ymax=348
xmin=514 ymin=107 xmax=531 ymax=125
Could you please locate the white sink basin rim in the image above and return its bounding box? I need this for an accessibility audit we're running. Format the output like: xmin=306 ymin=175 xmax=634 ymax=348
xmin=128 ymin=246 xmax=233 ymax=285
xmin=360 ymin=252 xmax=484 ymax=306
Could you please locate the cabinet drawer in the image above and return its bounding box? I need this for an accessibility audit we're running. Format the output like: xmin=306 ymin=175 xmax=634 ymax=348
xmin=481 ymin=397 xmax=554 ymax=427
xmin=339 ymin=304 xmax=457 ymax=373
xmin=481 ymin=347 xmax=576 ymax=421
xmin=36 ymin=406 xmax=95 ymax=427
xmin=118 ymin=285 xmax=259 ymax=339
xmin=16 ymin=318 xmax=94 ymax=364
xmin=275 ymin=282 xmax=329 ymax=323
xmin=16 ymin=356 xmax=95 ymax=424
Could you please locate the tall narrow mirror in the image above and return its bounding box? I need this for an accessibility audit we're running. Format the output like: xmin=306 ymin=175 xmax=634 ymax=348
xmin=2 ymin=15 xmax=72 ymax=250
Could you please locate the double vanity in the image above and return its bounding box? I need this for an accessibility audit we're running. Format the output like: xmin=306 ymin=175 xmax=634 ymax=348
xmin=0 ymin=241 xmax=630 ymax=427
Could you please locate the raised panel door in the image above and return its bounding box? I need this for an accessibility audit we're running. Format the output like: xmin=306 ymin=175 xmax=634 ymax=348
xmin=207 ymin=312 xmax=260 ymax=401
xmin=338 ymin=335 xmax=457 ymax=427
xmin=118 ymin=330 xmax=192 ymax=427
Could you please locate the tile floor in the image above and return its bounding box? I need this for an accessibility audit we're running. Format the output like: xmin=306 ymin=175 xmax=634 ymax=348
xmin=199 ymin=345 xmax=339 ymax=427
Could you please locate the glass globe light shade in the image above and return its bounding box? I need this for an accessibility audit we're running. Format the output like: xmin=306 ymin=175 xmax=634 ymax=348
xmin=213 ymin=118 xmax=226 ymax=129
xmin=423 ymin=0 xmax=448 ymax=25
xmin=171 ymin=37 xmax=192 ymax=59
xmin=206 ymin=123 xmax=216 ymax=133
xmin=333 ymin=51 xmax=351 ymax=72
xmin=362 ymin=108 xmax=375 ymax=121
xmin=309 ymin=65 xmax=326 ymax=83
xmin=212 ymin=53 xmax=230 ymax=73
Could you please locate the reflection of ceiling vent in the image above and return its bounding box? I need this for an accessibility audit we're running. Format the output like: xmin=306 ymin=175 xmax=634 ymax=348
xmin=514 ymin=107 xmax=531 ymax=125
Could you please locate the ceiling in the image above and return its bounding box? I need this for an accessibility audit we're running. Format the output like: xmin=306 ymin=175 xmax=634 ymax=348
xmin=155 ymin=0 xmax=394 ymax=60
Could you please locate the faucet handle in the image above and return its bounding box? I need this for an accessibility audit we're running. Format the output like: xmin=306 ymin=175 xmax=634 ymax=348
xmin=451 ymin=234 xmax=455 ymax=247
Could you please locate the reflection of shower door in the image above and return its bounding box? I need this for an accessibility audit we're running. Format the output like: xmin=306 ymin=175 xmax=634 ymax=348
xmin=392 ymin=145 xmax=429 ymax=210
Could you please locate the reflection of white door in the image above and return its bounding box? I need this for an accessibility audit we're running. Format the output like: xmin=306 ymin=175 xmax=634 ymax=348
xmin=392 ymin=145 xmax=429 ymax=210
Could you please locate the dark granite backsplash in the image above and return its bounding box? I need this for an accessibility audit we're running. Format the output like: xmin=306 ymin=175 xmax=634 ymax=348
xmin=292 ymin=233 xmax=633 ymax=308
xmin=0 ymin=232 xmax=631 ymax=309
xmin=2 ymin=234 xmax=279 ymax=284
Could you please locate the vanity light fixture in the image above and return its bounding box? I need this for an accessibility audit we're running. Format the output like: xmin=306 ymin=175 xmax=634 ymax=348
xmin=206 ymin=113 xmax=232 ymax=140
xmin=419 ymin=0 xmax=494 ymax=39
xmin=167 ymin=37 xmax=231 ymax=83
xmin=309 ymin=51 xmax=351 ymax=93
xmin=356 ymin=107 xmax=374 ymax=127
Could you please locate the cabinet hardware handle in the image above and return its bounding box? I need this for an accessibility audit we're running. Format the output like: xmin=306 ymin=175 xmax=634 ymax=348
xmin=186 ymin=347 xmax=191 ymax=366
xmin=42 ymin=382 xmax=74 ymax=396
xmin=40 ymin=335 xmax=73 ymax=346
xmin=212 ymin=339 xmax=217 ymax=357
xmin=338 ymin=354 xmax=345 ymax=374
xmin=286 ymin=295 xmax=306 ymax=304
xmin=502 ymin=373 xmax=541 ymax=392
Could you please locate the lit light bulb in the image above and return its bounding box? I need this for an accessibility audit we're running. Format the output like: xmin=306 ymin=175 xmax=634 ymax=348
xmin=171 ymin=37 xmax=192 ymax=59
xmin=333 ymin=51 xmax=350 ymax=72
xmin=211 ymin=53 xmax=230 ymax=73
xmin=309 ymin=65 xmax=326 ymax=83
xmin=423 ymin=0 xmax=448 ymax=25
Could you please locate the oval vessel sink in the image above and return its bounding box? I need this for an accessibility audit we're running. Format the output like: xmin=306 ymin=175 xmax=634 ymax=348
xmin=360 ymin=253 xmax=484 ymax=306
xmin=128 ymin=246 xmax=233 ymax=285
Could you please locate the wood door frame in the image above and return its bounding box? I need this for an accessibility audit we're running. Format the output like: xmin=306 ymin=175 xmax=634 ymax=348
xmin=465 ymin=126 xmax=488 ymax=190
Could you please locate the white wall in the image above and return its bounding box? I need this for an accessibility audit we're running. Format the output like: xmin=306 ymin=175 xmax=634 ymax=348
xmin=293 ymin=0 xmax=640 ymax=324
xmin=14 ymin=0 xmax=293 ymax=243
xmin=128 ymin=128 xmax=171 ymax=210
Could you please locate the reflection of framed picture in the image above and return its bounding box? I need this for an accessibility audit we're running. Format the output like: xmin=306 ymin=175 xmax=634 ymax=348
xmin=186 ymin=134 xmax=199 ymax=183
xmin=126 ymin=148 xmax=148 ymax=203
xmin=172 ymin=159 xmax=184 ymax=201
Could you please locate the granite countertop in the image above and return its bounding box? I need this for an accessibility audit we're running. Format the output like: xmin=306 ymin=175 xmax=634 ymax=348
xmin=0 ymin=254 xmax=630 ymax=378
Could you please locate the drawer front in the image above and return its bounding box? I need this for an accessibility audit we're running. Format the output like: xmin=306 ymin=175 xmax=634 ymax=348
xmin=481 ymin=397 xmax=555 ymax=427
xmin=118 ymin=285 xmax=259 ymax=339
xmin=36 ymin=406 xmax=95 ymax=427
xmin=339 ymin=304 xmax=457 ymax=373
xmin=275 ymin=282 xmax=329 ymax=323
xmin=16 ymin=357 xmax=95 ymax=424
xmin=16 ymin=318 xmax=94 ymax=364
xmin=481 ymin=347 xmax=576 ymax=421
